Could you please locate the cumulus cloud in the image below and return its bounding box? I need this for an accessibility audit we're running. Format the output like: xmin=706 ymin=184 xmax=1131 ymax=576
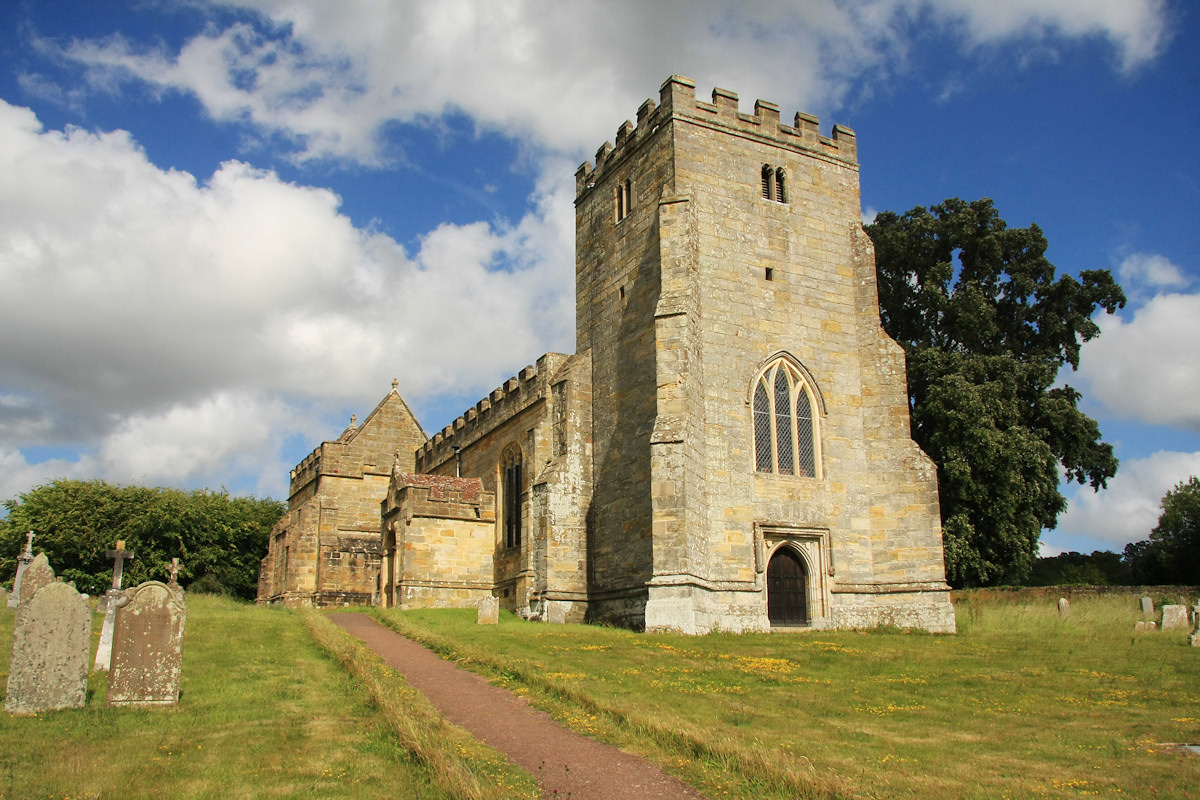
xmin=45 ymin=0 xmax=1171 ymax=165
xmin=1076 ymin=289 xmax=1200 ymax=431
xmin=0 ymin=99 xmax=573 ymax=496
xmin=1056 ymin=450 xmax=1200 ymax=546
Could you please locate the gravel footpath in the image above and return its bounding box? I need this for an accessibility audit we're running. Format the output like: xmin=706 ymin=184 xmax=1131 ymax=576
xmin=331 ymin=613 xmax=709 ymax=800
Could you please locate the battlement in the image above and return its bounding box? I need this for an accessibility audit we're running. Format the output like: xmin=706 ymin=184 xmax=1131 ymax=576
xmin=576 ymin=74 xmax=857 ymax=198
xmin=415 ymin=352 xmax=571 ymax=472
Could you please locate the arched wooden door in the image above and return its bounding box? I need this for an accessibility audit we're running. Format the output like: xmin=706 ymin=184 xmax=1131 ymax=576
xmin=767 ymin=547 xmax=809 ymax=626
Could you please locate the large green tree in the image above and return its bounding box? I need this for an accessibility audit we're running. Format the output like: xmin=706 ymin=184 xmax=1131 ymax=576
xmin=866 ymin=198 xmax=1125 ymax=587
xmin=1 ymin=479 xmax=284 ymax=599
xmin=1123 ymin=476 xmax=1200 ymax=585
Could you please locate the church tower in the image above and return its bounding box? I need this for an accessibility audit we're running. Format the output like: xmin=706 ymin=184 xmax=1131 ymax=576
xmin=575 ymin=75 xmax=955 ymax=633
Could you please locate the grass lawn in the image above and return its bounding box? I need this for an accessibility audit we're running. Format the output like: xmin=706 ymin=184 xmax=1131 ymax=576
xmin=374 ymin=591 xmax=1200 ymax=800
xmin=0 ymin=595 xmax=535 ymax=800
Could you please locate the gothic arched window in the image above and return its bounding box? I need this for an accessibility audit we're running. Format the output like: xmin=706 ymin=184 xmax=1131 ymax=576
xmin=761 ymin=164 xmax=788 ymax=203
xmin=753 ymin=359 xmax=817 ymax=477
xmin=501 ymin=447 xmax=523 ymax=548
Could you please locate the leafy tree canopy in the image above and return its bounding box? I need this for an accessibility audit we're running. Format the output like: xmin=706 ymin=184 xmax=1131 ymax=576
xmin=1123 ymin=476 xmax=1200 ymax=585
xmin=1 ymin=479 xmax=284 ymax=599
xmin=867 ymin=198 xmax=1125 ymax=587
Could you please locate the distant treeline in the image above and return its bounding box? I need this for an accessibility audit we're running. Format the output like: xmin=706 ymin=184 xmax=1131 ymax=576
xmin=1 ymin=479 xmax=285 ymax=600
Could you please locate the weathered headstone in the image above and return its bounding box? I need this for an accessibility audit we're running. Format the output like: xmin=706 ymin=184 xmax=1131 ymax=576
xmin=477 ymin=595 xmax=499 ymax=625
xmin=15 ymin=553 xmax=56 ymax=612
xmin=1188 ymin=606 xmax=1200 ymax=647
xmin=5 ymin=581 xmax=92 ymax=714
xmin=1161 ymin=604 xmax=1189 ymax=630
xmin=1057 ymin=597 xmax=1070 ymax=616
xmin=7 ymin=531 xmax=36 ymax=608
xmin=94 ymin=540 xmax=137 ymax=671
xmin=107 ymin=581 xmax=187 ymax=706
xmin=1135 ymin=620 xmax=1157 ymax=632
xmin=1140 ymin=596 xmax=1154 ymax=617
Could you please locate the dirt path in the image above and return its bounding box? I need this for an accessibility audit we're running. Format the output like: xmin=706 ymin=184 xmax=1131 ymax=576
xmin=331 ymin=613 xmax=708 ymax=800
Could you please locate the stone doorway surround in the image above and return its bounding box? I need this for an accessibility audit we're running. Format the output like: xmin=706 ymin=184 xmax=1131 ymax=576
xmin=757 ymin=524 xmax=832 ymax=630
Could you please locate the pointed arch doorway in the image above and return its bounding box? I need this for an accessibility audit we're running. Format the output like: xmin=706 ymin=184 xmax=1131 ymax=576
xmin=767 ymin=547 xmax=809 ymax=627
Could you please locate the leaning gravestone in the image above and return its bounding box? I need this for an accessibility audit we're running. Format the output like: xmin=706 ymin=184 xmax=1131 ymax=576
xmin=1141 ymin=597 xmax=1154 ymax=617
xmin=7 ymin=531 xmax=36 ymax=608
xmin=107 ymin=581 xmax=187 ymax=706
xmin=94 ymin=540 xmax=137 ymax=671
xmin=1057 ymin=597 xmax=1070 ymax=616
xmin=15 ymin=553 xmax=56 ymax=612
xmin=5 ymin=581 xmax=92 ymax=714
xmin=1161 ymin=605 xmax=1189 ymax=630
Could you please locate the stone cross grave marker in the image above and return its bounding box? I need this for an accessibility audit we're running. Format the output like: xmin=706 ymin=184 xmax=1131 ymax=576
xmin=1141 ymin=597 xmax=1154 ymax=617
xmin=15 ymin=552 xmax=55 ymax=612
xmin=1161 ymin=604 xmax=1190 ymax=630
xmin=94 ymin=540 xmax=137 ymax=671
xmin=5 ymin=581 xmax=92 ymax=714
xmin=7 ymin=531 xmax=37 ymax=608
xmin=108 ymin=580 xmax=187 ymax=706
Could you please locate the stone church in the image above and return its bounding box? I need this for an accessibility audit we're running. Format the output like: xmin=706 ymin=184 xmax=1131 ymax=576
xmin=257 ymin=75 xmax=956 ymax=634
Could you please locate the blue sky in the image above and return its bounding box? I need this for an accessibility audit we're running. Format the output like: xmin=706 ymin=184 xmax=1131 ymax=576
xmin=0 ymin=1 xmax=1196 ymax=557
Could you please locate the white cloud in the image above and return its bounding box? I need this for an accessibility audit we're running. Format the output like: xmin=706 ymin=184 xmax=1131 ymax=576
xmin=0 ymin=99 xmax=573 ymax=496
xmin=1118 ymin=252 xmax=1190 ymax=293
xmin=1057 ymin=450 xmax=1200 ymax=546
xmin=927 ymin=0 xmax=1170 ymax=70
xmin=1076 ymin=290 xmax=1200 ymax=430
xmin=46 ymin=0 xmax=1170 ymax=165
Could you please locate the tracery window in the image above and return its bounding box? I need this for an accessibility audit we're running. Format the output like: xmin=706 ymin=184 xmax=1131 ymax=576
xmin=753 ymin=359 xmax=817 ymax=476
xmin=501 ymin=448 xmax=523 ymax=548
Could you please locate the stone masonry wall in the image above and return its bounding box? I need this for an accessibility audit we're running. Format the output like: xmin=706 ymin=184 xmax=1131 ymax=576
xmin=380 ymin=474 xmax=495 ymax=610
xmin=575 ymin=75 xmax=953 ymax=633
xmin=414 ymin=353 xmax=591 ymax=620
xmin=258 ymin=388 xmax=427 ymax=607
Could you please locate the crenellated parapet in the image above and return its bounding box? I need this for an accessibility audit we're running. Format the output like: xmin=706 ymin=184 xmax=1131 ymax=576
xmin=415 ymin=352 xmax=571 ymax=473
xmin=576 ymin=74 xmax=857 ymax=199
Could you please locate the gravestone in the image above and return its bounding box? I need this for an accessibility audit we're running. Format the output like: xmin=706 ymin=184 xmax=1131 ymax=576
xmin=1140 ymin=597 xmax=1154 ymax=617
xmin=107 ymin=581 xmax=187 ymax=706
xmin=5 ymin=581 xmax=92 ymax=714
xmin=1134 ymin=620 xmax=1157 ymax=632
xmin=1161 ymin=605 xmax=1189 ymax=630
xmin=7 ymin=531 xmax=36 ymax=608
xmin=1057 ymin=597 xmax=1070 ymax=616
xmin=94 ymin=540 xmax=137 ymax=671
xmin=477 ymin=595 xmax=499 ymax=625
xmin=1188 ymin=606 xmax=1200 ymax=647
xmin=15 ymin=553 xmax=56 ymax=612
